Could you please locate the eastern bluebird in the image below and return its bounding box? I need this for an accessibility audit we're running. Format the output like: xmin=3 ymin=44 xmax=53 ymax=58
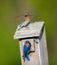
xmin=17 ymin=13 xmax=31 ymax=31
xmin=23 ymin=41 xmax=31 ymax=61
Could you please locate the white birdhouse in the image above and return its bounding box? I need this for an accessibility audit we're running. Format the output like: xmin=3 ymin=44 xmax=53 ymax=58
xmin=14 ymin=22 xmax=49 ymax=65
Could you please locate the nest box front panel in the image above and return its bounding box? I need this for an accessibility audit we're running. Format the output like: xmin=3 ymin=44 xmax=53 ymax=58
xmin=19 ymin=38 xmax=40 ymax=65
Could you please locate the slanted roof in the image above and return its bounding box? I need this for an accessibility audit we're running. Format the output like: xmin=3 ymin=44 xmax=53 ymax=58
xmin=14 ymin=21 xmax=45 ymax=39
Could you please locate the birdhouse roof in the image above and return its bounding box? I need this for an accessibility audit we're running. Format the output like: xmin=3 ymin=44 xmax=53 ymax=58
xmin=14 ymin=21 xmax=45 ymax=39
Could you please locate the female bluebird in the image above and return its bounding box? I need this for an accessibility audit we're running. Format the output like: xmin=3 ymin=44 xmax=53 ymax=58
xmin=17 ymin=13 xmax=31 ymax=31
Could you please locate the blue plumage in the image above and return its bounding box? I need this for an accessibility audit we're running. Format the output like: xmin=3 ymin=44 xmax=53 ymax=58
xmin=23 ymin=41 xmax=31 ymax=61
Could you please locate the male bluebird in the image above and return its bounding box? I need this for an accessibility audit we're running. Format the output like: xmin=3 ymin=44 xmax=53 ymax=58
xmin=23 ymin=41 xmax=31 ymax=61
xmin=17 ymin=13 xmax=31 ymax=31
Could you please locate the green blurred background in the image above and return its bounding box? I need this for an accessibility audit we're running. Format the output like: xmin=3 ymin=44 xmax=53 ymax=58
xmin=0 ymin=0 xmax=57 ymax=65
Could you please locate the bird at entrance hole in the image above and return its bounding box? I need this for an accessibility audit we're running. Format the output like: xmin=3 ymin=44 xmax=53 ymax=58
xmin=23 ymin=40 xmax=31 ymax=61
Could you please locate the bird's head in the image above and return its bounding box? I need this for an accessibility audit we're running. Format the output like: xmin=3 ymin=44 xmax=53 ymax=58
xmin=24 ymin=13 xmax=30 ymax=21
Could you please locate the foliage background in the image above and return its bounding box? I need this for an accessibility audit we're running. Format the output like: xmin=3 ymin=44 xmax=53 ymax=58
xmin=0 ymin=0 xmax=57 ymax=65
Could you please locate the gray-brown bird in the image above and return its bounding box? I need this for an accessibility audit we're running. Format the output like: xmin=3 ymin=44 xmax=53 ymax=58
xmin=17 ymin=13 xmax=31 ymax=31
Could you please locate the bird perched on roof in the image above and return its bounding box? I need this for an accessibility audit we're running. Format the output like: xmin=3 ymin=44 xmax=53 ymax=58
xmin=16 ymin=13 xmax=31 ymax=31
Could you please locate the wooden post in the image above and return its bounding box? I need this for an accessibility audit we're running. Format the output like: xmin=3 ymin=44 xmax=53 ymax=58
xmin=14 ymin=22 xmax=49 ymax=65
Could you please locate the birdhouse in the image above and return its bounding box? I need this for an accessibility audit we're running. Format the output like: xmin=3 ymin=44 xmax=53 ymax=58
xmin=14 ymin=22 xmax=49 ymax=65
